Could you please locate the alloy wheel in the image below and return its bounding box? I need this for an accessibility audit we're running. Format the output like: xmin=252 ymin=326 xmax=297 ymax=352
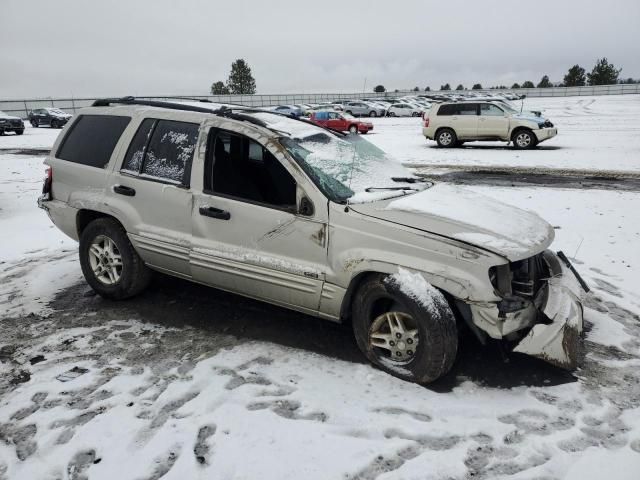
xmin=369 ymin=311 xmax=420 ymax=362
xmin=439 ymin=131 xmax=453 ymax=146
xmin=515 ymin=132 xmax=532 ymax=148
xmin=88 ymin=235 xmax=123 ymax=285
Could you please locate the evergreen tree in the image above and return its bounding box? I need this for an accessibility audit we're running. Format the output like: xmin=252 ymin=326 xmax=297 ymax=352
xmin=511 ymin=83 xmax=521 ymax=89
xmin=587 ymin=58 xmax=621 ymax=85
xmin=424 ymin=86 xmax=431 ymax=91
xmin=455 ymin=84 xmax=464 ymax=91
xmin=472 ymin=83 xmax=482 ymax=90
xmin=537 ymin=75 xmax=552 ymax=88
xmin=227 ymin=59 xmax=256 ymax=94
xmin=413 ymin=86 xmax=420 ymax=92
xmin=563 ymin=65 xmax=586 ymax=87
xmin=373 ymin=85 xmax=386 ymax=93
xmin=440 ymin=83 xmax=451 ymax=91
xmin=521 ymin=80 xmax=535 ymax=88
xmin=210 ymin=81 xmax=230 ymax=95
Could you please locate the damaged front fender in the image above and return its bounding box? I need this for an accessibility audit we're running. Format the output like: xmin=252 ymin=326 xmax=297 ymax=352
xmin=512 ymin=251 xmax=584 ymax=369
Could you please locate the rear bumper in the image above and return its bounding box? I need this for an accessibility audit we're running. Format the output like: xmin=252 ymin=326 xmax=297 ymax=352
xmin=38 ymin=196 xmax=79 ymax=241
xmin=422 ymin=126 xmax=435 ymax=140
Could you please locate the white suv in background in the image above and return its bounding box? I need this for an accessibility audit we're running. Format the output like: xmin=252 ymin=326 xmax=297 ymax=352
xmin=423 ymin=101 xmax=557 ymax=149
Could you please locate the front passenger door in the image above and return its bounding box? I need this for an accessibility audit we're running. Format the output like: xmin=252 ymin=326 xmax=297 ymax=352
xmin=190 ymin=128 xmax=329 ymax=313
xmin=477 ymin=103 xmax=508 ymax=138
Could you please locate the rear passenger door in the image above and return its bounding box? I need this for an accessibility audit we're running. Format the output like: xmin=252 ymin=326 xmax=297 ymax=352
xmin=190 ymin=127 xmax=328 ymax=313
xmin=105 ymin=117 xmax=200 ymax=278
xmin=451 ymin=103 xmax=478 ymax=139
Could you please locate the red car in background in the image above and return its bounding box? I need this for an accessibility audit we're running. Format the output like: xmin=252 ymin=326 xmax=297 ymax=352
xmin=309 ymin=111 xmax=373 ymax=134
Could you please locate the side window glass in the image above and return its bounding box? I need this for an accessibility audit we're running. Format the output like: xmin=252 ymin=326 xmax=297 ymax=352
xmin=142 ymin=120 xmax=199 ymax=184
xmin=480 ymin=104 xmax=504 ymax=116
xmin=458 ymin=104 xmax=478 ymax=115
xmin=122 ymin=118 xmax=155 ymax=173
xmin=205 ymin=130 xmax=297 ymax=209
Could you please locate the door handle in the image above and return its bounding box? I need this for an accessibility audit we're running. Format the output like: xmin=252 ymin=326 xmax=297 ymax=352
xmin=199 ymin=206 xmax=231 ymax=220
xmin=113 ymin=185 xmax=136 ymax=196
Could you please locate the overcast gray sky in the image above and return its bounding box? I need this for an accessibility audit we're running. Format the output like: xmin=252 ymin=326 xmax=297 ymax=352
xmin=1 ymin=0 xmax=639 ymax=98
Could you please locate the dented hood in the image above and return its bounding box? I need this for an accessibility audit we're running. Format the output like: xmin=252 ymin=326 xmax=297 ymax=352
xmin=350 ymin=184 xmax=555 ymax=261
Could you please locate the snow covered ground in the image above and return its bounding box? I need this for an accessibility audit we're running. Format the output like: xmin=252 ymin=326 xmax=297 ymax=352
xmin=1 ymin=95 xmax=640 ymax=479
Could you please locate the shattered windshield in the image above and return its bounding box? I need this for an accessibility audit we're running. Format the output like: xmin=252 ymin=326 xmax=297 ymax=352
xmin=280 ymin=132 xmax=422 ymax=203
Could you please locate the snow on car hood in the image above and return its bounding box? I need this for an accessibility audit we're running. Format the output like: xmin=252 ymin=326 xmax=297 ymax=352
xmin=350 ymin=184 xmax=555 ymax=261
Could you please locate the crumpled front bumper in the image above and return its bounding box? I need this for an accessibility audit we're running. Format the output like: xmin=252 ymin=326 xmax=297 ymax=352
xmin=512 ymin=251 xmax=584 ymax=369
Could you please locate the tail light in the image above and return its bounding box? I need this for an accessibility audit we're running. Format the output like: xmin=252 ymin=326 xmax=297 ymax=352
xmin=42 ymin=166 xmax=52 ymax=199
xmin=423 ymin=116 xmax=430 ymax=128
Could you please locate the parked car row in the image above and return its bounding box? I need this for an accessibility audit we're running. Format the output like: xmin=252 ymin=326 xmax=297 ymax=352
xmin=0 ymin=107 xmax=74 ymax=136
xmin=0 ymin=111 xmax=24 ymax=135
xmin=270 ymin=96 xmax=433 ymax=119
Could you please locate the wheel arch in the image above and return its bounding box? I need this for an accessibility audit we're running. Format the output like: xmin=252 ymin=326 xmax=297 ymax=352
xmin=338 ymin=267 xmax=467 ymax=324
xmin=510 ymin=126 xmax=534 ymax=141
xmin=77 ymin=209 xmax=124 ymax=237
xmin=434 ymin=126 xmax=457 ymax=139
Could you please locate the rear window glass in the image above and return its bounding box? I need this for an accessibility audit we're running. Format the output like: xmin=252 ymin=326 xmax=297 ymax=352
xmin=437 ymin=104 xmax=456 ymax=116
xmin=142 ymin=120 xmax=199 ymax=184
xmin=56 ymin=115 xmax=130 ymax=168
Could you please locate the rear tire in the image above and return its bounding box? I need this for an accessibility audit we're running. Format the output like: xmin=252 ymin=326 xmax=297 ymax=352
xmin=352 ymin=275 xmax=458 ymax=384
xmin=436 ymin=128 xmax=457 ymax=148
xmin=79 ymin=218 xmax=151 ymax=300
xmin=369 ymin=111 xmax=377 ymax=117
xmin=349 ymin=125 xmax=358 ymax=134
xmin=388 ymin=111 xmax=396 ymax=117
xmin=16 ymin=129 xmax=24 ymax=135
xmin=31 ymin=120 xmax=38 ymax=128
xmin=512 ymin=129 xmax=537 ymax=149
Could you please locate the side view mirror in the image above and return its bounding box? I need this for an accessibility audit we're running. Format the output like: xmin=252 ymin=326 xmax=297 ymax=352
xmin=299 ymin=196 xmax=314 ymax=216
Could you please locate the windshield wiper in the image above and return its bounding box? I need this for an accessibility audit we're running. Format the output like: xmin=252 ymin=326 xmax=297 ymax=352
xmin=391 ymin=176 xmax=426 ymax=183
xmin=364 ymin=186 xmax=420 ymax=193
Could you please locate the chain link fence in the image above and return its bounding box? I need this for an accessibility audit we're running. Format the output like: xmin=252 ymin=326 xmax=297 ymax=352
xmin=1 ymin=83 xmax=639 ymax=119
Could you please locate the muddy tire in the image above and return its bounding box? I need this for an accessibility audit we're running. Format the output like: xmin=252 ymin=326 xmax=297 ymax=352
xmin=436 ymin=128 xmax=457 ymax=148
xmin=352 ymin=274 xmax=458 ymax=384
xmin=79 ymin=218 xmax=151 ymax=300
xmin=512 ymin=129 xmax=537 ymax=149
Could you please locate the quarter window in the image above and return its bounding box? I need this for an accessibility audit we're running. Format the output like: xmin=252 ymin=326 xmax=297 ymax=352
xmin=56 ymin=114 xmax=131 ymax=168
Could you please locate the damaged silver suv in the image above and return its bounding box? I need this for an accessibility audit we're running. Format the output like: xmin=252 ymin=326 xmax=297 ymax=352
xmin=38 ymin=97 xmax=586 ymax=384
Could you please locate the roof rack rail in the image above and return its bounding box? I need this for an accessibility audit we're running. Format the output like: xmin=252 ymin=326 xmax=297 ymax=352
xmin=91 ymin=96 xmax=346 ymax=137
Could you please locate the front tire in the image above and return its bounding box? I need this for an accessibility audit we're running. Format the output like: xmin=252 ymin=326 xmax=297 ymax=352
xmin=31 ymin=120 xmax=38 ymax=128
xmin=512 ymin=129 xmax=537 ymax=149
xmin=16 ymin=129 xmax=24 ymax=135
xmin=369 ymin=111 xmax=377 ymax=117
xmin=51 ymin=119 xmax=59 ymax=129
xmin=79 ymin=218 xmax=151 ymax=300
xmin=349 ymin=125 xmax=358 ymax=134
xmin=436 ymin=128 xmax=457 ymax=148
xmin=352 ymin=275 xmax=458 ymax=384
